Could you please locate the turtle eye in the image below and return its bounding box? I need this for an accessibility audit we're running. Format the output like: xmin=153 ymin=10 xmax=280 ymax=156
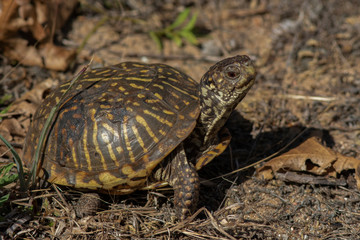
xmin=224 ymin=65 xmax=241 ymax=80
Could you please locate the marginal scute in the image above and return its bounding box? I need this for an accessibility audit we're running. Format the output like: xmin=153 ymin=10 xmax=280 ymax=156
xmin=98 ymin=171 xmax=123 ymax=187
xmin=121 ymin=164 xmax=135 ymax=176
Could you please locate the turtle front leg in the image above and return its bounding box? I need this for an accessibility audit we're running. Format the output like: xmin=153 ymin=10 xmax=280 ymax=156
xmin=169 ymin=143 xmax=200 ymax=220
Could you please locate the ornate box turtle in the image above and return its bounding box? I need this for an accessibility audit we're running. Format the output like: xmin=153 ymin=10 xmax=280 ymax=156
xmin=23 ymin=55 xmax=256 ymax=218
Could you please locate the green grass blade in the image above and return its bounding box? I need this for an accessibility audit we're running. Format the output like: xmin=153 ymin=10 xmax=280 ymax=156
xmin=179 ymin=30 xmax=198 ymax=45
xmin=0 ymin=94 xmax=12 ymax=105
xmin=182 ymin=11 xmax=198 ymax=31
xmin=30 ymin=105 xmax=56 ymax=186
xmin=0 ymin=135 xmax=25 ymax=191
xmin=30 ymin=64 xmax=90 ymax=187
xmin=0 ymin=193 xmax=10 ymax=206
xmin=149 ymin=31 xmax=163 ymax=50
xmin=0 ymin=104 xmax=11 ymax=121
xmin=167 ymin=8 xmax=190 ymax=30
xmin=0 ymin=163 xmax=18 ymax=187
xmin=172 ymin=34 xmax=183 ymax=47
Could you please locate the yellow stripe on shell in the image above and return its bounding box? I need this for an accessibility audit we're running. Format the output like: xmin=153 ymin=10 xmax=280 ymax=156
xmin=161 ymin=81 xmax=198 ymax=100
xmin=71 ymin=143 xmax=79 ymax=168
xmin=91 ymin=171 xmax=121 ymax=189
xmin=101 ymin=123 xmax=120 ymax=166
xmin=122 ymin=116 xmax=136 ymax=162
xmin=130 ymin=63 xmax=145 ymax=68
xmin=124 ymin=77 xmax=152 ymax=82
xmin=90 ymin=108 xmax=108 ymax=170
xmin=100 ymin=104 xmax=111 ymax=109
xmin=116 ymin=146 xmax=123 ymax=154
xmin=153 ymin=84 xmax=164 ymax=89
xmin=94 ymin=69 xmax=111 ymax=75
xmin=121 ymin=164 xmax=135 ymax=176
xmin=170 ymin=91 xmax=180 ymax=99
xmin=83 ymin=127 xmax=92 ymax=171
xmin=168 ymin=77 xmax=180 ymax=83
xmin=163 ymin=110 xmax=174 ymax=115
xmin=135 ymin=115 xmax=159 ymax=143
xmin=143 ymin=109 xmax=173 ymax=127
xmin=131 ymin=124 xmax=147 ymax=153
xmin=145 ymin=99 xmax=160 ymax=103
xmin=81 ymin=77 xmax=103 ymax=82
xmin=75 ymin=84 xmax=83 ymax=90
xmin=121 ymin=164 xmax=148 ymax=187
xmin=130 ymin=83 xmax=145 ymax=89
xmin=154 ymin=93 xmax=163 ymax=100
xmin=107 ymin=113 xmax=114 ymax=120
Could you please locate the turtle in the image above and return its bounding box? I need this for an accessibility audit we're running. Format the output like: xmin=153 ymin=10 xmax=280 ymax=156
xmin=22 ymin=55 xmax=256 ymax=219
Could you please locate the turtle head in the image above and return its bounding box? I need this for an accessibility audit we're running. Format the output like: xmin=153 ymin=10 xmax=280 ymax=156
xmin=200 ymin=55 xmax=256 ymax=105
xmin=198 ymin=55 xmax=256 ymax=145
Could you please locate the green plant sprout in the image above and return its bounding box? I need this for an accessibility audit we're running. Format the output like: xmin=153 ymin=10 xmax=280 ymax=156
xmin=0 ymin=163 xmax=18 ymax=207
xmin=150 ymin=8 xmax=198 ymax=49
xmin=0 ymin=94 xmax=12 ymax=121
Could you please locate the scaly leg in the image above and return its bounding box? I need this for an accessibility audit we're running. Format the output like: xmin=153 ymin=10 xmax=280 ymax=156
xmin=169 ymin=143 xmax=200 ymax=219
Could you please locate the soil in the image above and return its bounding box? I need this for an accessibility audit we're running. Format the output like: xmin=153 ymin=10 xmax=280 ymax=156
xmin=0 ymin=0 xmax=360 ymax=239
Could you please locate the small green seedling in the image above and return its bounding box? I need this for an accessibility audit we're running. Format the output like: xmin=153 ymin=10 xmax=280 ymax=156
xmin=0 ymin=163 xmax=18 ymax=188
xmin=0 ymin=135 xmax=26 ymax=192
xmin=0 ymin=163 xmax=18 ymax=207
xmin=150 ymin=8 xmax=198 ymax=49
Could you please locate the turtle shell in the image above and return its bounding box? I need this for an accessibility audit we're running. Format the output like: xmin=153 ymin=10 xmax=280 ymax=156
xmin=22 ymin=62 xmax=200 ymax=193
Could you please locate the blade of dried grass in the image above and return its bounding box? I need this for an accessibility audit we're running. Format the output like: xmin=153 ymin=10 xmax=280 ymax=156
xmin=181 ymin=229 xmax=227 ymax=240
xmin=147 ymin=207 xmax=206 ymax=237
xmin=11 ymin=193 xmax=56 ymax=207
xmin=52 ymin=184 xmax=72 ymax=216
xmin=280 ymin=94 xmax=336 ymax=101
xmin=203 ymin=208 xmax=236 ymax=240
xmin=101 ymin=206 xmax=159 ymax=216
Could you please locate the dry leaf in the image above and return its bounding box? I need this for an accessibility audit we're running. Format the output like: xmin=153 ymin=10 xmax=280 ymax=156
xmin=0 ymin=79 xmax=57 ymax=156
xmin=0 ymin=0 xmax=77 ymax=70
xmin=256 ymin=137 xmax=360 ymax=189
xmin=2 ymin=38 xmax=76 ymax=71
xmin=38 ymin=43 xmax=76 ymax=71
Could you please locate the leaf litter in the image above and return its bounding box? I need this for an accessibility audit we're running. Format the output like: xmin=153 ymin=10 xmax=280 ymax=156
xmin=0 ymin=0 xmax=360 ymax=239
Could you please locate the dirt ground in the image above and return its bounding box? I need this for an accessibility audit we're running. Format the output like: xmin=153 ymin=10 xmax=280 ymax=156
xmin=1 ymin=0 xmax=360 ymax=239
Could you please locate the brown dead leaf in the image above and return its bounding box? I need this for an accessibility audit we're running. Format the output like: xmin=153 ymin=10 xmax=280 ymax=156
xmin=0 ymin=0 xmax=77 ymax=70
xmin=3 ymin=38 xmax=76 ymax=71
xmin=0 ymin=79 xmax=57 ymax=156
xmin=256 ymin=137 xmax=360 ymax=189
xmin=0 ymin=118 xmax=25 ymax=141
xmin=39 ymin=43 xmax=76 ymax=71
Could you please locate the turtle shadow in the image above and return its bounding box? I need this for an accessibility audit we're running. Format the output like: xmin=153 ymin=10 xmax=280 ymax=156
xmin=197 ymin=110 xmax=335 ymax=213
